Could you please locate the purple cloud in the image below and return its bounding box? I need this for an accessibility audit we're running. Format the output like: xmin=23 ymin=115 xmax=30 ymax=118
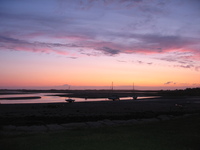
xmin=164 ymin=81 xmax=176 ymax=85
xmin=112 ymin=33 xmax=199 ymax=54
xmin=137 ymin=60 xmax=143 ymax=64
xmin=136 ymin=60 xmax=153 ymax=65
xmin=174 ymin=65 xmax=194 ymax=69
xmin=0 ymin=35 xmax=82 ymax=56
xmin=0 ymin=0 xmax=199 ymax=66
xmin=97 ymin=47 xmax=121 ymax=56
xmin=158 ymin=51 xmax=200 ymax=71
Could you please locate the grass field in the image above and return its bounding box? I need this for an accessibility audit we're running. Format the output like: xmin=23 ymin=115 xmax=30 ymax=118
xmin=1 ymin=114 xmax=200 ymax=150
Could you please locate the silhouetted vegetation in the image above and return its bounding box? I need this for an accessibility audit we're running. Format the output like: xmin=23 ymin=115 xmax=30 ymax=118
xmin=159 ymin=88 xmax=200 ymax=97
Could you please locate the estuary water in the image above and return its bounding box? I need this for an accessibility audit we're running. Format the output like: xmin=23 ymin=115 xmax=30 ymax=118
xmin=0 ymin=93 xmax=156 ymax=104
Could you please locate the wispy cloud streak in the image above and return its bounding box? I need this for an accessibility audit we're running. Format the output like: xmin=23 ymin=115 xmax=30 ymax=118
xmin=0 ymin=0 xmax=200 ymax=67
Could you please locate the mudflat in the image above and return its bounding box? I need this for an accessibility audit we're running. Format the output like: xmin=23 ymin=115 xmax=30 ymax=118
xmin=0 ymin=97 xmax=200 ymax=126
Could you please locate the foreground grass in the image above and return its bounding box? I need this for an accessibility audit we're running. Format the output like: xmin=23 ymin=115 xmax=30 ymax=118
xmin=1 ymin=115 xmax=200 ymax=150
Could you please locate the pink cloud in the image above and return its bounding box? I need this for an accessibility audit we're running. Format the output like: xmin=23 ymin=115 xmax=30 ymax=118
xmin=0 ymin=35 xmax=70 ymax=56
xmin=1 ymin=32 xmax=199 ymax=61
xmin=11 ymin=46 xmax=68 ymax=56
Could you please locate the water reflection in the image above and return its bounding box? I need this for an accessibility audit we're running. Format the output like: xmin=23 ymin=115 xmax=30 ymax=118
xmin=0 ymin=93 xmax=158 ymax=104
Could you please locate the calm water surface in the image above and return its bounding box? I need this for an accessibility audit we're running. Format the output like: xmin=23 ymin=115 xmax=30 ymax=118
xmin=0 ymin=93 xmax=157 ymax=104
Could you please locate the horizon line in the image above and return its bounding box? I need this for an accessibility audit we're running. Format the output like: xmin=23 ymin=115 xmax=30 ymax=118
xmin=0 ymin=85 xmax=199 ymax=91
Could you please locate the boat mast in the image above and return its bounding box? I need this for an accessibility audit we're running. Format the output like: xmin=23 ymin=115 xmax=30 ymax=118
xmin=111 ymin=82 xmax=113 ymax=91
xmin=132 ymin=82 xmax=137 ymax=100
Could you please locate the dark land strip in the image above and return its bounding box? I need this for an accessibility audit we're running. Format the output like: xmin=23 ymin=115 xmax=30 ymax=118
xmin=1 ymin=97 xmax=200 ymax=126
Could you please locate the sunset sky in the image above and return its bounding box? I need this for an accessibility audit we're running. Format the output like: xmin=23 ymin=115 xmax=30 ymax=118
xmin=0 ymin=0 xmax=200 ymax=90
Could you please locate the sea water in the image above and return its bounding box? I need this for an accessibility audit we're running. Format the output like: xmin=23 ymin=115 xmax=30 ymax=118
xmin=0 ymin=93 xmax=157 ymax=104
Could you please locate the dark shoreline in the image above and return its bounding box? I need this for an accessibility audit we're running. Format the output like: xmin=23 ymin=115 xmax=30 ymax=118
xmin=1 ymin=97 xmax=200 ymax=126
xmin=0 ymin=96 xmax=41 ymax=100
xmin=0 ymin=89 xmax=200 ymax=126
